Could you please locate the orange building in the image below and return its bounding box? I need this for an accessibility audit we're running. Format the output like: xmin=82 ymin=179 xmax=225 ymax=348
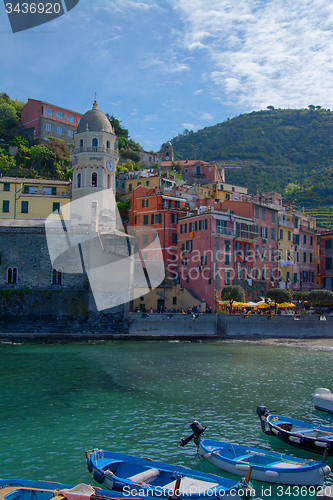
xmin=21 ymin=99 xmax=83 ymax=143
xmin=131 ymin=186 xmax=187 ymax=268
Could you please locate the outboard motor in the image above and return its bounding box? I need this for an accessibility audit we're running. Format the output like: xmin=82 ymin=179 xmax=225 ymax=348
xmin=180 ymin=421 xmax=206 ymax=447
xmin=256 ymin=406 xmax=269 ymax=431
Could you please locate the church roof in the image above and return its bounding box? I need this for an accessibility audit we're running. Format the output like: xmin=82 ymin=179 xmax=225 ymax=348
xmin=77 ymin=101 xmax=114 ymax=134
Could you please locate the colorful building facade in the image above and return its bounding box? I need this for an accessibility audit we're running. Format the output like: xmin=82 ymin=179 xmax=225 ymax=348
xmin=319 ymin=229 xmax=333 ymax=289
xmin=131 ymin=186 xmax=187 ymax=268
xmin=21 ymin=99 xmax=82 ymax=143
xmin=0 ymin=177 xmax=71 ymax=220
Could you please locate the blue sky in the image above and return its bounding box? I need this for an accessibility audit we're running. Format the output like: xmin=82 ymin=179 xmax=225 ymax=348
xmin=1 ymin=0 xmax=333 ymax=153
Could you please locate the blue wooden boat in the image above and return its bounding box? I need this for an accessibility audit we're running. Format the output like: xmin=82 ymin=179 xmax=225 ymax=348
xmin=0 ymin=479 xmax=133 ymax=500
xmin=179 ymin=421 xmax=331 ymax=486
xmin=85 ymin=449 xmax=254 ymax=499
xmin=198 ymin=438 xmax=330 ymax=486
xmin=257 ymin=406 xmax=333 ymax=456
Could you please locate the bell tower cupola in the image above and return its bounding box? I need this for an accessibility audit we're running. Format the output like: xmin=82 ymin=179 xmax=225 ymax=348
xmin=70 ymin=99 xmax=119 ymax=201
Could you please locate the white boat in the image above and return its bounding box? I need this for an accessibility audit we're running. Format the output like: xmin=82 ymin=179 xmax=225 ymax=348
xmin=179 ymin=420 xmax=331 ymax=486
xmin=312 ymin=388 xmax=333 ymax=414
xmin=198 ymin=439 xmax=330 ymax=486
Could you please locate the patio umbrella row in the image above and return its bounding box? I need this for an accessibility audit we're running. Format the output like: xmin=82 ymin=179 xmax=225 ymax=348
xmin=217 ymin=300 xmax=296 ymax=310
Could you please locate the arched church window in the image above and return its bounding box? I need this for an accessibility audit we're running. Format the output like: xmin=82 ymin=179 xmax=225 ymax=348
xmin=79 ymin=138 xmax=84 ymax=148
xmin=107 ymin=175 xmax=111 ymax=189
xmin=106 ymin=140 xmax=110 ymax=149
xmin=77 ymin=172 xmax=81 ymax=188
xmin=7 ymin=266 xmax=17 ymax=284
xmin=92 ymin=138 xmax=98 ymax=151
xmin=92 ymin=172 xmax=98 ymax=187
xmin=52 ymin=268 xmax=62 ymax=285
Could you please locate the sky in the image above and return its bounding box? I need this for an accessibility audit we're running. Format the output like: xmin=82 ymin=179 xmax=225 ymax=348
xmin=1 ymin=0 xmax=333 ymax=153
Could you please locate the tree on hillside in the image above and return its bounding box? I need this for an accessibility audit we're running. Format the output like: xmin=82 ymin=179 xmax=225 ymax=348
xmin=308 ymin=289 xmax=333 ymax=307
xmin=120 ymin=148 xmax=140 ymax=163
xmin=0 ymin=148 xmax=15 ymax=173
xmin=266 ymin=288 xmax=292 ymax=314
xmin=116 ymin=197 xmax=132 ymax=226
xmin=29 ymin=145 xmax=56 ymax=174
xmin=221 ymin=285 xmax=245 ymax=311
xmin=105 ymin=114 xmax=128 ymax=139
xmin=171 ymin=160 xmax=183 ymax=173
xmin=11 ymin=135 xmax=29 ymax=147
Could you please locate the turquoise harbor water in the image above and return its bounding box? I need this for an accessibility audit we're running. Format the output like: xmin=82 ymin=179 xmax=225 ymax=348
xmin=1 ymin=340 xmax=333 ymax=500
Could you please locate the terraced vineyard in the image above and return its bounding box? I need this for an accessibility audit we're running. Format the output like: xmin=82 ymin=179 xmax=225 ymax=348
xmin=307 ymin=207 xmax=333 ymax=229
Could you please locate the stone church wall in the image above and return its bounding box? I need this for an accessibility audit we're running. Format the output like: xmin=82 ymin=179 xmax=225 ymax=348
xmin=0 ymin=226 xmax=126 ymax=333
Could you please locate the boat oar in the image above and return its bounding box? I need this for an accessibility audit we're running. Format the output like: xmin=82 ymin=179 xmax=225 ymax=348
xmin=244 ymin=466 xmax=253 ymax=484
xmin=167 ymin=477 xmax=181 ymax=500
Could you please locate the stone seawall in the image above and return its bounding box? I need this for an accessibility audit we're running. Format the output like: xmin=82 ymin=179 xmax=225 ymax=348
xmin=1 ymin=313 xmax=333 ymax=341
xmin=128 ymin=313 xmax=217 ymax=337
xmin=128 ymin=313 xmax=333 ymax=339
xmin=217 ymin=314 xmax=333 ymax=338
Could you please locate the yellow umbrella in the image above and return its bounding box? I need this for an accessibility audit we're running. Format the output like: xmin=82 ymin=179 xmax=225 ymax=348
xmin=277 ymin=302 xmax=296 ymax=308
xmin=253 ymin=302 xmax=271 ymax=310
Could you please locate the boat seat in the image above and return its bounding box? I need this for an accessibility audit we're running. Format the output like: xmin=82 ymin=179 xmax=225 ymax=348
xmin=293 ymin=429 xmax=318 ymax=436
xmin=236 ymin=454 xmax=252 ymax=462
xmin=127 ymin=468 xmax=160 ymax=484
xmin=270 ymin=461 xmax=303 ymax=469
xmin=163 ymin=477 xmax=219 ymax=495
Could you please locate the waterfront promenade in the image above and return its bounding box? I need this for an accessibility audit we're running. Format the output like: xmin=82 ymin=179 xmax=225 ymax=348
xmin=0 ymin=313 xmax=333 ymax=342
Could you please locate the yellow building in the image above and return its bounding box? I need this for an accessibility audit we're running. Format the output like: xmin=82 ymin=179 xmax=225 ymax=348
xmin=132 ymin=284 xmax=206 ymax=312
xmin=116 ymin=175 xmax=161 ymax=201
xmin=0 ymin=177 xmax=71 ymax=220
xmin=189 ymin=182 xmax=248 ymax=203
xmin=278 ymin=213 xmax=295 ymax=288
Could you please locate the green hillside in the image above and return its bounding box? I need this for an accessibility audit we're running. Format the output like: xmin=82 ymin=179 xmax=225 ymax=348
xmin=162 ymin=107 xmax=333 ymax=223
xmin=0 ymin=93 xmax=142 ymax=181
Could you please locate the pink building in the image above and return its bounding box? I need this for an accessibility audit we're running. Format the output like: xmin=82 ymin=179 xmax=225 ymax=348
xmin=222 ymin=200 xmax=279 ymax=290
xmin=177 ymin=211 xmax=234 ymax=308
xmin=21 ymin=99 xmax=83 ymax=143
xmin=319 ymin=229 xmax=333 ymax=290
xmin=161 ymin=159 xmax=223 ymax=184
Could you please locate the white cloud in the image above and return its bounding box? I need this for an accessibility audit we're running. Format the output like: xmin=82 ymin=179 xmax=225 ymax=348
xmin=173 ymin=0 xmax=333 ymax=110
xmin=200 ymin=112 xmax=213 ymax=120
xmin=143 ymin=54 xmax=190 ymax=73
xmin=182 ymin=122 xmax=202 ymax=131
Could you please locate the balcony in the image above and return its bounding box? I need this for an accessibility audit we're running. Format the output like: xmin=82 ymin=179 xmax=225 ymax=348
xmin=278 ymin=216 xmax=294 ymax=228
xmin=236 ymin=229 xmax=258 ymax=240
xmin=158 ymin=203 xmax=186 ymax=211
xmin=73 ymin=146 xmax=117 ymax=154
xmin=300 ymin=223 xmax=317 ymax=233
xmin=216 ymin=226 xmax=236 ymax=237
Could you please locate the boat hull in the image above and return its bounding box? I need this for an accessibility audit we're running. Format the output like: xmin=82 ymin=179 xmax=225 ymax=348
xmin=86 ymin=449 xmax=253 ymax=500
xmin=199 ymin=440 xmax=330 ymax=486
xmin=0 ymin=479 xmax=123 ymax=500
xmin=261 ymin=413 xmax=333 ymax=456
xmin=312 ymin=394 xmax=333 ymax=414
